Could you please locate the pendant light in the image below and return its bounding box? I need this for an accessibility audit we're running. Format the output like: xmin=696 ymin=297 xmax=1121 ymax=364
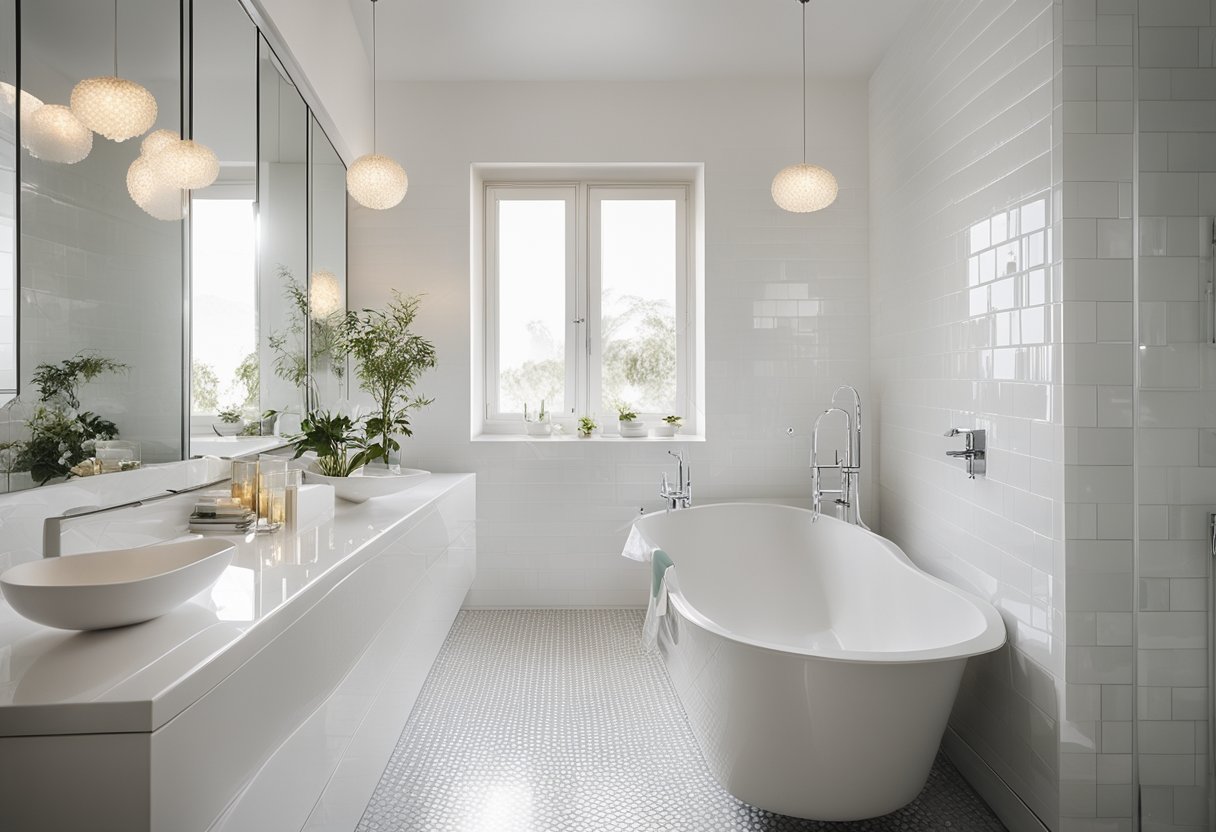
xmin=127 ymin=129 xmax=183 ymax=221
xmin=0 ymin=83 xmax=45 ymax=150
xmin=771 ymin=0 xmax=838 ymax=213
xmin=70 ymin=0 xmax=158 ymax=142
xmin=309 ymin=270 xmax=342 ymax=317
xmin=25 ymin=105 xmax=93 ymax=164
xmin=347 ymin=0 xmax=408 ymax=210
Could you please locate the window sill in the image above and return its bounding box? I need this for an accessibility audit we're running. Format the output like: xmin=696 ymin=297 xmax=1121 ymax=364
xmin=471 ymin=433 xmax=705 ymax=443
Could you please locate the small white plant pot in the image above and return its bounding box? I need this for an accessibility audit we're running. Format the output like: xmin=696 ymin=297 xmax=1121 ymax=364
xmin=653 ymin=423 xmax=680 ymax=438
xmin=525 ymin=420 xmax=552 ymax=437
xmin=619 ymin=419 xmax=647 ymax=438
xmin=577 ymin=428 xmax=597 ymax=438
xmin=212 ymin=422 xmax=241 ymax=436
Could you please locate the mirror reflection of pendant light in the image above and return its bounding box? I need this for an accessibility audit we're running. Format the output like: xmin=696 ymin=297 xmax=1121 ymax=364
xmin=70 ymin=0 xmax=158 ymax=142
xmin=150 ymin=139 xmax=220 ymax=190
xmin=127 ymin=129 xmax=183 ymax=221
xmin=0 ymin=83 xmax=45 ymax=150
xmin=346 ymin=0 xmax=408 ymax=210
xmin=309 ymin=270 xmax=342 ymax=317
xmin=771 ymin=0 xmax=838 ymax=213
xmin=25 ymin=104 xmax=93 ymax=164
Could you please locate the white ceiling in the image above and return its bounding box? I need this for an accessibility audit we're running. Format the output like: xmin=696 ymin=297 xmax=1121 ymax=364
xmin=350 ymin=0 xmax=929 ymax=82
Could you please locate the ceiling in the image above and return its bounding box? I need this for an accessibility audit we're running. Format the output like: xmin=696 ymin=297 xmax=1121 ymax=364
xmin=349 ymin=0 xmax=929 ymax=82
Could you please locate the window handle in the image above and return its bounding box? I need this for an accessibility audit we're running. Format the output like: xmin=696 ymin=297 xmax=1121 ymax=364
xmin=572 ymin=317 xmax=585 ymax=324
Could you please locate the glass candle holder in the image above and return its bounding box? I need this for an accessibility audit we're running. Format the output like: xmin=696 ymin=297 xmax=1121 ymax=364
xmin=284 ymin=468 xmax=302 ymax=530
xmin=94 ymin=440 xmax=141 ymax=474
xmin=230 ymin=460 xmax=258 ymax=511
xmin=256 ymin=455 xmax=288 ymax=528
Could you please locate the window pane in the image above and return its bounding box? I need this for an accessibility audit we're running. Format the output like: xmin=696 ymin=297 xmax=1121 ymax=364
xmin=192 ymin=199 xmax=257 ymax=415
xmin=599 ymin=200 xmax=678 ymax=415
xmin=497 ymin=200 xmax=567 ymax=414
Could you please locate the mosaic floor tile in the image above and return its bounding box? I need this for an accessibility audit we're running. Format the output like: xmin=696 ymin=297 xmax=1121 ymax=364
xmin=356 ymin=609 xmax=1007 ymax=832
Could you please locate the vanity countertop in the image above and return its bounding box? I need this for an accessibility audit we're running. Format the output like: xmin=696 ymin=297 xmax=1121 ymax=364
xmin=0 ymin=473 xmax=475 ymax=737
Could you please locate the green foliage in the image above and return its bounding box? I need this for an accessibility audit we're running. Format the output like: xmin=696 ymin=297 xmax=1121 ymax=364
xmin=662 ymin=415 xmax=683 ymax=425
xmin=15 ymin=405 xmax=118 ymax=485
xmin=233 ymin=352 xmax=260 ymax=409
xmin=616 ymin=405 xmax=638 ymax=422
xmin=192 ymin=361 xmax=220 ymax=414
xmin=266 ymin=267 xmax=347 ymax=406
xmin=216 ymin=407 xmax=243 ymax=424
xmin=289 ymin=410 xmax=376 ymax=477
xmin=339 ymin=292 xmax=436 ymax=464
xmin=31 ymin=352 xmax=127 ymax=410
xmin=578 ymin=415 xmax=598 ymax=437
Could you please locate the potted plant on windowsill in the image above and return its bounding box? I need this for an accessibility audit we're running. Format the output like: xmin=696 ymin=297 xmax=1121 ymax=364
xmin=617 ymin=405 xmax=646 ymax=438
xmin=577 ymin=415 xmax=598 ymax=438
xmin=524 ymin=400 xmax=552 ymax=437
xmin=653 ymin=414 xmax=682 ymax=437
xmin=213 ymin=407 xmax=243 ymax=436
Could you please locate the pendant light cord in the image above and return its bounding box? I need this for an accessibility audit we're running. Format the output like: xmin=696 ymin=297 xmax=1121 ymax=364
xmin=371 ymin=0 xmax=378 ymax=154
xmin=801 ymin=0 xmax=807 ymax=163
xmin=113 ymin=0 xmax=119 ymax=76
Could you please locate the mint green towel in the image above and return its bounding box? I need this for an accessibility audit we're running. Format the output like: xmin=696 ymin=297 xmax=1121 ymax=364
xmin=652 ymin=549 xmax=674 ymax=598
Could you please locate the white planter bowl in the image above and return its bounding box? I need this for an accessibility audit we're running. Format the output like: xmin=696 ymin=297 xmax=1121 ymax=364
xmin=619 ymin=419 xmax=647 ymax=438
xmin=1 ymin=538 xmax=235 ymax=631
xmin=525 ymin=421 xmax=552 ymax=436
xmin=212 ymin=422 xmax=242 ymax=436
xmin=653 ymin=423 xmax=681 ymax=437
xmin=302 ymin=463 xmax=430 ymax=503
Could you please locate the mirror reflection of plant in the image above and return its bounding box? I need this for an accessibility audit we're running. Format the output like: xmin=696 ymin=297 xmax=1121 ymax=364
xmin=266 ymin=266 xmax=347 ymax=404
xmin=233 ymin=352 xmax=260 ymax=409
xmin=288 ymin=410 xmax=377 ymax=477
xmin=31 ymin=351 xmax=127 ymax=410
xmin=16 ymin=405 xmax=118 ymax=485
xmin=12 ymin=352 xmax=127 ymax=485
xmin=339 ymin=292 xmax=436 ymax=466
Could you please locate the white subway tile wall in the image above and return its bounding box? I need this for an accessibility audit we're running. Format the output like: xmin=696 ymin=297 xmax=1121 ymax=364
xmin=870 ymin=0 xmax=1065 ymax=826
xmin=349 ymin=80 xmax=871 ymax=607
xmin=1136 ymin=1 xmax=1214 ymax=829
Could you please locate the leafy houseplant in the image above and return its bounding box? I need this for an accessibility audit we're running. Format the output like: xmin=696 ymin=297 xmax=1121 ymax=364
xmin=340 ymin=292 xmax=436 ymax=468
xmin=524 ymin=400 xmax=551 ymax=436
xmin=654 ymin=414 xmax=683 ymax=438
xmin=577 ymin=416 xmax=598 ymax=438
xmin=14 ymin=352 xmax=127 ymax=485
xmin=289 ymin=410 xmax=377 ymax=477
xmin=616 ymin=404 xmax=645 ymax=438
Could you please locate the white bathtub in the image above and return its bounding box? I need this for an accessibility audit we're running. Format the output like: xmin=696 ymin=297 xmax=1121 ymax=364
xmin=630 ymin=502 xmax=1006 ymax=821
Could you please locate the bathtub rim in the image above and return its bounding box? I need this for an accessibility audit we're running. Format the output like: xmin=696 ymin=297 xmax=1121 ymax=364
xmin=638 ymin=502 xmax=1007 ymax=666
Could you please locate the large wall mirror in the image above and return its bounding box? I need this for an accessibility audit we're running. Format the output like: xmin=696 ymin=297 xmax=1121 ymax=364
xmin=308 ymin=115 xmax=348 ymax=410
xmin=0 ymin=0 xmax=350 ymax=490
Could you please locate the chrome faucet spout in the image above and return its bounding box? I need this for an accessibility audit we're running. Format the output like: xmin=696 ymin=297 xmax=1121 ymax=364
xmin=659 ymin=450 xmax=692 ymax=510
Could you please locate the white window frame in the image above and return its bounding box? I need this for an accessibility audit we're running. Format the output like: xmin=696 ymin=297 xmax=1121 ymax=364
xmin=480 ymin=177 xmax=698 ymax=436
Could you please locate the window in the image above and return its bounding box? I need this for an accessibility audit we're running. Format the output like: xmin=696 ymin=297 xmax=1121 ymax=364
xmin=482 ymin=180 xmax=696 ymax=434
xmin=190 ymin=198 xmax=257 ymax=418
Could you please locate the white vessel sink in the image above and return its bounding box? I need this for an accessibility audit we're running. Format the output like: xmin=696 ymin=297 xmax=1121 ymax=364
xmin=0 ymin=539 xmax=235 ymax=631
xmin=302 ymin=464 xmax=430 ymax=503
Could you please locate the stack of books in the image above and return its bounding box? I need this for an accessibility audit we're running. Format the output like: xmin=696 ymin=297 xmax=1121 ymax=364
xmin=189 ymin=495 xmax=257 ymax=534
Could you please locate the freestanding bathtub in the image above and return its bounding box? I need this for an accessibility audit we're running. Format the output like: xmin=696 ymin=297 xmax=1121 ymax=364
xmin=628 ymin=503 xmax=1006 ymax=821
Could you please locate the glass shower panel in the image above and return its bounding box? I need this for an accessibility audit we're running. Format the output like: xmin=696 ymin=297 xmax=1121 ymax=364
xmin=1135 ymin=10 xmax=1214 ymax=829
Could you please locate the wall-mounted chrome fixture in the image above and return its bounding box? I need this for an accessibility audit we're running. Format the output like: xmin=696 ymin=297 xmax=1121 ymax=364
xmin=945 ymin=428 xmax=986 ymax=478
xmin=660 ymin=450 xmax=692 ymax=510
xmin=810 ymin=385 xmax=868 ymax=528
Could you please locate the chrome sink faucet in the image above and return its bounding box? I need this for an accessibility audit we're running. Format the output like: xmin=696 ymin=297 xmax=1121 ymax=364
xmin=810 ymin=385 xmax=868 ymax=528
xmin=660 ymin=450 xmax=692 ymax=510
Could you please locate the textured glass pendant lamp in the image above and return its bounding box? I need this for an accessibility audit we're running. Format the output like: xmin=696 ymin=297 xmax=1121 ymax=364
xmin=771 ymin=0 xmax=838 ymax=213
xmin=127 ymin=129 xmax=185 ymax=221
xmin=347 ymin=0 xmax=408 ymax=210
xmin=70 ymin=0 xmax=158 ymax=142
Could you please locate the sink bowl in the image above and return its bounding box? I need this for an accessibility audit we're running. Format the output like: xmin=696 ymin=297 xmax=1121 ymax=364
xmin=0 ymin=539 xmax=236 ymax=631
xmin=302 ymin=464 xmax=430 ymax=503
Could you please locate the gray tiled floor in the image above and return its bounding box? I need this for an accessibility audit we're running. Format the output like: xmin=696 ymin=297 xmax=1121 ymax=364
xmin=356 ymin=609 xmax=1007 ymax=832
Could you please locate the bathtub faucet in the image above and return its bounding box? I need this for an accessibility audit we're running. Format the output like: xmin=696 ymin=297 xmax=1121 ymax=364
xmin=660 ymin=450 xmax=692 ymax=510
xmin=810 ymin=385 xmax=868 ymax=529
